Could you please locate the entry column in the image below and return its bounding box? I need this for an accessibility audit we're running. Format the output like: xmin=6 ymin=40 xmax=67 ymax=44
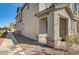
xmin=47 ymin=12 xmax=54 ymax=47
xmin=53 ymin=12 xmax=60 ymax=48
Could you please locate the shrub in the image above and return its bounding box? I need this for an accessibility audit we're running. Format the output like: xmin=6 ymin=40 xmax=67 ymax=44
xmin=0 ymin=30 xmax=4 ymax=37
xmin=67 ymin=35 xmax=75 ymax=47
xmin=66 ymin=35 xmax=76 ymax=52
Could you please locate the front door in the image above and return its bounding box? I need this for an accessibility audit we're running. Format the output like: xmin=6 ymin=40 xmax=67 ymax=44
xmin=60 ymin=17 xmax=68 ymax=41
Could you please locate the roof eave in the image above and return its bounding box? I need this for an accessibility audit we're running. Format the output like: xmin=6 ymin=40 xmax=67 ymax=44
xmin=35 ymin=5 xmax=79 ymax=21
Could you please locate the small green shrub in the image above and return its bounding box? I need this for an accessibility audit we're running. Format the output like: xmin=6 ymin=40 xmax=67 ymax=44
xmin=67 ymin=35 xmax=75 ymax=47
xmin=0 ymin=31 xmax=3 ymax=37
xmin=67 ymin=35 xmax=76 ymax=52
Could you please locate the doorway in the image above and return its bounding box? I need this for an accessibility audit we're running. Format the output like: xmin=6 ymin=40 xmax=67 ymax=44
xmin=60 ymin=17 xmax=68 ymax=41
xmin=40 ymin=17 xmax=48 ymax=34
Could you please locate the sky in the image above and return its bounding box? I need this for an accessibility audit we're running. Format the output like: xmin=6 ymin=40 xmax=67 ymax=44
xmin=0 ymin=3 xmax=23 ymax=27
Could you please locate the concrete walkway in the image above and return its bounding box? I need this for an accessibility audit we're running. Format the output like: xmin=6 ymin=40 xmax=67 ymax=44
xmin=6 ymin=32 xmax=18 ymax=44
xmin=0 ymin=32 xmax=26 ymax=55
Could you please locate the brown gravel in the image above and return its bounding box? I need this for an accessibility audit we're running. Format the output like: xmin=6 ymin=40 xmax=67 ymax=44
xmin=14 ymin=34 xmax=79 ymax=55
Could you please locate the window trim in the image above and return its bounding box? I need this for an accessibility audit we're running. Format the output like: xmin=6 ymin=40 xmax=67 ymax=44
xmin=71 ymin=20 xmax=75 ymax=33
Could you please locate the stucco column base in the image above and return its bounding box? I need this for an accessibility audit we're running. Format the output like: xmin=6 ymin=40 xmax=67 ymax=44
xmin=54 ymin=40 xmax=60 ymax=48
xmin=37 ymin=34 xmax=47 ymax=44
xmin=54 ymin=40 xmax=68 ymax=50
xmin=46 ymin=37 xmax=54 ymax=47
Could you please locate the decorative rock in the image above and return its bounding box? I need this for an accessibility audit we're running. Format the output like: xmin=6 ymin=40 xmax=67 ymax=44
xmin=71 ymin=44 xmax=79 ymax=51
xmin=0 ymin=38 xmax=14 ymax=48
xmin=54 ymin=40 xmax=67 ymax=50
xmin=37 ymin=34 xmax=47 ymax=43
xmin=0 ymin=44 xmax=25 ymax=55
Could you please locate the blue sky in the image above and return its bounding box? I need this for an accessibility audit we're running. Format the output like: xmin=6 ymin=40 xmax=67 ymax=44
xmin=0 ymin=3 xmax=23 ymax=27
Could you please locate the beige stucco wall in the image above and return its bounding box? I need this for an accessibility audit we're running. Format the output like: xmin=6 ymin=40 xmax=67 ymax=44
xmin=16 ymin=3 xmax=51 ymax=40
xmin=16 ymin=17 xmax=18 ymax=31
xmin=39 ymin=3 xmax=51 ymax=12
xmin=16 ymin=8 xmax=22 ymax=32
xmin=39 ymin=3 xmax=46 ymax=12
xmin=47 ymin=12 xmax=54 ymax=38
xmin=16 ymin=3 xmax=77 ymax=43
xmin=16 ymin=16 xmax=20 ymax=31
xmin=39 ymin=19 xmax=47 ymax=34
xmin=16 ymin=20 xmax=22 ymax=32
xmin=21 ymin=3 xmax=39 ymax=40
xmin=38 ymin=8 xmax=77 ymax=44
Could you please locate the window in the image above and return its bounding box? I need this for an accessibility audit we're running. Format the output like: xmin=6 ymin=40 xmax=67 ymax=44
xmin=18 ymin=12 xmax=22 ymax=23
xmin=71 ymin=20 xmax=75 ymax=33
xmin=18 ymin=13 xmax=20 ymax=20
xmin=74 ymin=3 xmax=78 ymax=13
xmin=78 ymin=4 xmax=79 ymax=15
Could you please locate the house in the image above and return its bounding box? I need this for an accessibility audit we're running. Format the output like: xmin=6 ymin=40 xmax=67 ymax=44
xmin=9 ymin=23 xmax=16 ymax=32
xmin=16 ymin=3 xmax=79 ymax=48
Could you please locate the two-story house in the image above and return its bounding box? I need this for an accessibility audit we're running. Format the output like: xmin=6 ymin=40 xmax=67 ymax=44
xmin=16 ymin=3 xmax=79 ymax=48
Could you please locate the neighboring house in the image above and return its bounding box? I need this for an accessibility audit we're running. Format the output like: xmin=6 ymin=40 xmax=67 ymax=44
xmin=9 ymin=23 xmax=16 ymax=32
xmin=0 ymin=27 xmax=8 ymax=33
xmin=16 ymin=3 xmax=79 ymax=48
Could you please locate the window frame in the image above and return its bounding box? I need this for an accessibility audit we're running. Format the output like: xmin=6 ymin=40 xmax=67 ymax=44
xmin=71 ymin=20 xmax=76 ymax=33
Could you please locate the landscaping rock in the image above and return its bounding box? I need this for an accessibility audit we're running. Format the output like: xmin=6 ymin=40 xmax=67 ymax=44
xmin=0 ymin=45 xmax=25 ymax=55
xmin=71 ymin=44 xmax=79 ymax=51
xmin=0 ymin=39 xmax=14 ymax=48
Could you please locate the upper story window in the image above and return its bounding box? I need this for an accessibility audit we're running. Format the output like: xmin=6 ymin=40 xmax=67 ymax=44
xmin=18 ymin=12 xmax=22 ymax=23
xmin=71 ymin=20 xmax=75 ymax=33
xmin=74 ymin=3 xmax=78 ymax=13
xmin=18 ymin=13 xmax=20 ymax=20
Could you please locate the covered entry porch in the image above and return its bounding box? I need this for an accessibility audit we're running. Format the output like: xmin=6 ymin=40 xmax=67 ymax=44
xmin=35 ymin=6 xmax=77 ymax=49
